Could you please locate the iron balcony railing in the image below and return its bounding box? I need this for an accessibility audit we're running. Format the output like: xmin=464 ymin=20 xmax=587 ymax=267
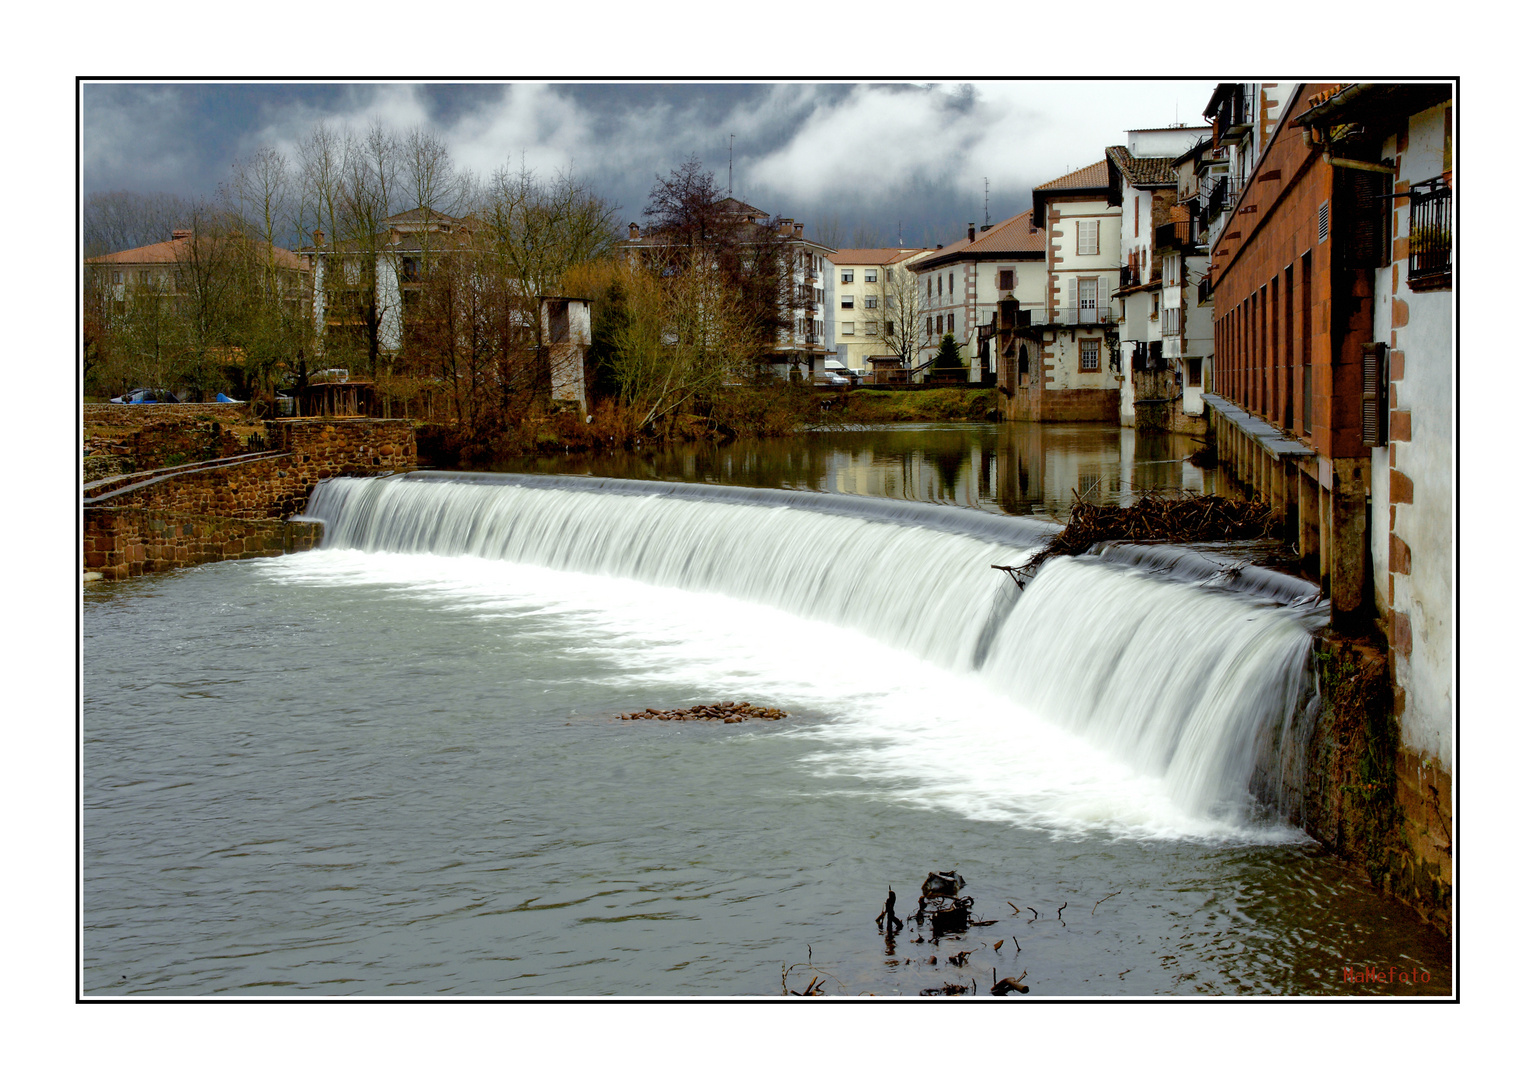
xmin=1214 ymin=86 xmax=1254 ymax=145
xmin=1408 ymin=178 xmax=1451 ymax=290
xmin=1155 ymin=219 xmax=1195 ymax=250
xmin=1120 ymin=265 xmax=1141 ymax=289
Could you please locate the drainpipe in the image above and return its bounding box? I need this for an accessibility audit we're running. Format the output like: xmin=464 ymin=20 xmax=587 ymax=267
xmin=1303 ymin=126 xmax=1396 ymax=174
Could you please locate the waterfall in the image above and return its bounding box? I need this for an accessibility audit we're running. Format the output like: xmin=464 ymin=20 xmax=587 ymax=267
xmin=304 ymin=472 xmax=1324 ymax=829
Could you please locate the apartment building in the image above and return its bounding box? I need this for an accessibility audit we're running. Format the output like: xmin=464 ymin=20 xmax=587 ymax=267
xmin=908 ymin=211 xmax=1048 ymax=381
xmin=827 ymin=247 xmax=927 ymax=378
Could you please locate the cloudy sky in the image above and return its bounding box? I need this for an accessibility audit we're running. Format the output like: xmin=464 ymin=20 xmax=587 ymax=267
xmin=82 ymin=80 xmax=1217 ymax=249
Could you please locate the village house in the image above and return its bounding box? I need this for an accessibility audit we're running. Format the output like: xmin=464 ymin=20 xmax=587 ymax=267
xmin=998 ymin=160 xmax=1122 ymax=421
xmin=1104 ymin=127 xmax=1208 ymax=432
xmin=908 ymin=211 xmax=1049 ymax=383
xmin=827 ymin=246 xmax=927 ymax=380
xmin=621 ymin=198 xmax=835 ymax=381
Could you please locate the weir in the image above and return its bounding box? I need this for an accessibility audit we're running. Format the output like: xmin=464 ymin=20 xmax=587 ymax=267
xmin=305 ymin=472 xmax=1328 ymax=832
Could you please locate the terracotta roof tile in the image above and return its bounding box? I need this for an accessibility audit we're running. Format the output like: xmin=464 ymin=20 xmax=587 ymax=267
xmin=1037 ymin=159 xmax=1111 ymax=191
xmin=908 ymin=210 xmax=1046 ymax=270
xmin=828 ymin=247 xmax=925 ymax=265
xmin=1106 ymin=145 xmax=1178 ymax=187
xmin=87 ymin=234 xmax=307 ymax=271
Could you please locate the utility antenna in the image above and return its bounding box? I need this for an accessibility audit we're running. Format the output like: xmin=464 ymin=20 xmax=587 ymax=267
xmin=984 ymin=178 xmax=990 ymax=228
xmin=728 ymin=134 xmax=734 ymax=197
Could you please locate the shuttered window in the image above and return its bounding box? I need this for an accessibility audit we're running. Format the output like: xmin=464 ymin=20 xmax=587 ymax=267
xmin=1077 ymin=220 xmax=1099 ymax=255
xmin=1361 ymin=341 xmax=1388 ymax=446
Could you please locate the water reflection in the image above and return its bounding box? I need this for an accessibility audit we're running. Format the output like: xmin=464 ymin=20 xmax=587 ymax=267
xmin=493 ymin=422 xmax=1215 ymax=519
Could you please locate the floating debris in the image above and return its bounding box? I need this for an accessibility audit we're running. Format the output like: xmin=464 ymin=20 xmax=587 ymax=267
xmin=993 ymin=492 xmax=1283 ymax=588
xmin=617 ymin=701 xmax=786 ymax=723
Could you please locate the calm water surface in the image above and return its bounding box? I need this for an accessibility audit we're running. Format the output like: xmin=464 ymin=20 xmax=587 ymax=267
xmin=82 ymin=423 xmax=1449 ymax=997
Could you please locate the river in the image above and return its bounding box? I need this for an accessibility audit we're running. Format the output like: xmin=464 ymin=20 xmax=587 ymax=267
xmin=82 ymin=423 xmax=1450 ymax=997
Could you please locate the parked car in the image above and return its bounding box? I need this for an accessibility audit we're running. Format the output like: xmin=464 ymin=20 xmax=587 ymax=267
xmin=110 ymin=388 xmax=180 ymax=404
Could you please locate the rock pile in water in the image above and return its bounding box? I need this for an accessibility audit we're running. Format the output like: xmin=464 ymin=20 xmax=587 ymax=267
xmin=617 ymin=702 xmax=786 ymax=724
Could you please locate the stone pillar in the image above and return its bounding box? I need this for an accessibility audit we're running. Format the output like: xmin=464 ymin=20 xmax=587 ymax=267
xmin=1329 ymin=456 xmax=1373 ymax=632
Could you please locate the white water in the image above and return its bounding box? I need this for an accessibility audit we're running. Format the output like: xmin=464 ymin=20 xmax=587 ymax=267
xmin=304 ymin=473 xmax=1325 ymax=840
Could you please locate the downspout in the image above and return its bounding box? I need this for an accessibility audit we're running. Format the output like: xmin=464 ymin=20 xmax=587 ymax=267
xmin=1303 ymin=126 xmax=1396 ymax=174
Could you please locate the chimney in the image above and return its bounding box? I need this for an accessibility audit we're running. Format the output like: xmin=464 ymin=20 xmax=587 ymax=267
xmin=779 ymin=220 xmax=794 ymax=236
xmin=312 ymin=228 xmax=324 ymax=249
xmin=172 ymin=229 xmax=191 ymax=241
xmin=629 ymin=222 xmax=640 ymax=240
xmin=794 ymin=222 xmax=803 ymax=239
xmin=968 ymin=223 xmax=975 ymax=242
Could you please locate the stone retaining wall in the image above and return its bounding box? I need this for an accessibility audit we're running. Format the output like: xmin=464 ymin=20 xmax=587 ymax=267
xmin=84 ymin=507 xmax=323 ymax=579
xmin=83 ymin=417 xmax=415 ymax=580
xmin=84 ymin=402 xmax=251 ymax=426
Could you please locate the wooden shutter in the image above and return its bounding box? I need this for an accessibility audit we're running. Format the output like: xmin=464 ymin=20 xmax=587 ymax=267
xmin=1067 ymin=277 xmax=1077 ymax=324
xmin=1342 ymin=168 xmax=1387 ymax=269
xmin=1361 ymin=342 xmax=1388 ymax=446
xmin=1101 ymin=276 xmax=1113 ymax=322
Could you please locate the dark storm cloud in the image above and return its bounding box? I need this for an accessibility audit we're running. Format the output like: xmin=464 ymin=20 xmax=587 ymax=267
xmin=82 ymin=80 xmax=1217 ymax=248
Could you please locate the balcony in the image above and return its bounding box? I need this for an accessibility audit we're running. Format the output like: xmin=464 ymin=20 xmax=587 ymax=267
xmin=1213 ymin=87 xmax=1254 ymax=146
xmin=1408 ymin=178 xmax=1451 ymax=291
xmin=1120 ymin=265 xmax=1141 ymax=290
xmin=1155 ymin=219 xmax=1196 ymax=251
xmin=1057 ymin=306 xmax=1116 ymax=327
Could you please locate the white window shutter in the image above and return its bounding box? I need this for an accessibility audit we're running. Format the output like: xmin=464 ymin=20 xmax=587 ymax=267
xmin=1101 ymin=277 xmax=1113 ymax=320
xmin=1067 ymin=277 xmax=1077 ymax=323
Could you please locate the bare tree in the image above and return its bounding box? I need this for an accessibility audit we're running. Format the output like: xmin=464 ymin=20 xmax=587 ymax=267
xmin=84 ymin=190 xmax=199 ymax=258
xmin=877 ymin=261 xmax=926 ymax=370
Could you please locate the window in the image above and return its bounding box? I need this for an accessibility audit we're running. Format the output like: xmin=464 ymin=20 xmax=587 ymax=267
xmin=1163 ymin=255 xmax=1180 ymax=286
xmin=865 ymin=321 xmax=878 ymax=336
xmin=865 ymin=296 xmax=879 ymax=309
xmin=1161 ymin=306 xmax=1182 ymax=336
xmin=928 ymin=277 xmax=933 ymax=298
xmin=1077 ymin=277 xmax=1098 ymax=322
xmin=841 ymin=295 xmax=854 ymax=309
xmin=886 ymin=320 xmax=894 ymax=335
xmin=948 ymin=272 xmax=954 ymax=294
xmin=402 ymin=256 xmax=420 ymax=282
xmin=886 ymin=269 xmax=894 ymax=282
xmin=842 ymin=321 xmax=855 ymax=336
xmin=926 ymin=316 xmax=933 ymax=336
xmin=112 ymin=271 xmax=123 ymax=284
xmin=841 ymin=269 xmax=854 ymax=283
xmin=865 ymin=269 xmax=878 ymax=282
xmin=1077 ymin=219 xmax=1099 ymax=256
xmin=137 ymin=270 xmax=150 ymax=285
xmin=1080 ymin=339 xmax=1100 ymax=372
xmin=947 ymin=313 xmax=955 ymax=333
xmin=999 ymin=269 xmax=1015 ymax=291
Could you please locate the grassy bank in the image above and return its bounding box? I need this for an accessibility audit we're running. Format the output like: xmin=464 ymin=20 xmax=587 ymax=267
xmin=833 ymin=387 xmax=999 ymax=423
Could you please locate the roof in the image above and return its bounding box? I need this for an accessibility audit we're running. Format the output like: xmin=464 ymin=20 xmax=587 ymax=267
xmin=87 ymin=233 xmax=308 ymax=271
xmin=828 ymin=247 xmax=925 ymax=266
xmin=1289 ymin=82 xmax=1452 ymax=131
xmin=715 ymin=197 xmax=769 ymax=219
xmin=1105 ymin=146 xmax=1178 ymax=188
xmin=384 ymin=206 xmax=463 ymax=228
xmin=1037 ymin=159 xmax=1110 ymax=191
xmin=908 ymin=211 xmax=1046 ymax=271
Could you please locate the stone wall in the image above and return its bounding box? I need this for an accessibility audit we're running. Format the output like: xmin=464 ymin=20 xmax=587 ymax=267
xmin=84 ymin=507 xmax=323 ymax=580
xmin=83 ymin=417 xmax=415 ymax=580
xmin=84 ymin=402 xmax=251 ymax=426
xmin=1303 ymin=634 xmax=1450 ymax=935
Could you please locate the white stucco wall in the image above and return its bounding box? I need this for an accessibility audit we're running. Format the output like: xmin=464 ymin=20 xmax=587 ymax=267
xmin=1048 ymin=199 xmax=1120 ymax=391
xmin=1369 ymin=103 xmax=1455 ymax=768
xmin=377 ymin=254 xmax=402 ymax=353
